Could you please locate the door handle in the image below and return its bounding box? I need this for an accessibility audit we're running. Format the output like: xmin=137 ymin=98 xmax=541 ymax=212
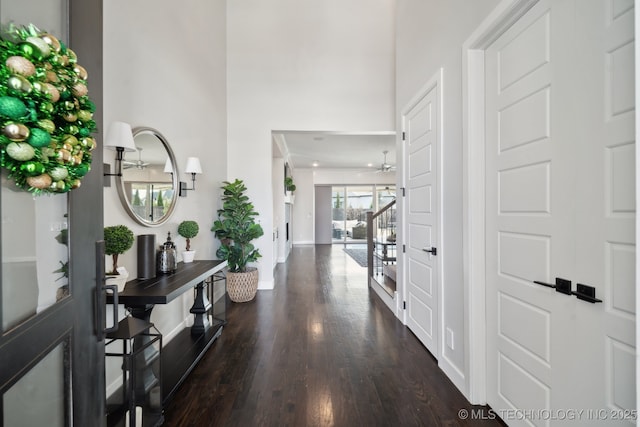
xmin=532 ymin=277 xmax=572 ymax=295
xmin=422 ymin=247 xmax=437 ymax=256
xmin=103 ymin=284 xmax=119 ymax=335
xmin=95 ymin=240 xmax=119 ymax=341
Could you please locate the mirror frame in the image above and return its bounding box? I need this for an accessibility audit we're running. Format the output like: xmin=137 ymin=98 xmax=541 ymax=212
xmin=115 ymin=126 xmax=179 ymax=227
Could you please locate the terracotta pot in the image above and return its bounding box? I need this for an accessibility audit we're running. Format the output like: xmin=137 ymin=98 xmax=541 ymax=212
xmin=226 ymin=267 xmax=259 ymax=302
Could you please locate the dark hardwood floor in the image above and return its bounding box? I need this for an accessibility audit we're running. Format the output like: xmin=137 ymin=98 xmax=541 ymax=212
xmin=163 ymin=244 xmax=503 ymax=427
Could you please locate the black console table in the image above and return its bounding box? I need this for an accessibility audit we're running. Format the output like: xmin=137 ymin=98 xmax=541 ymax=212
xmin=107 ymin=260 xmax=227 ymax=408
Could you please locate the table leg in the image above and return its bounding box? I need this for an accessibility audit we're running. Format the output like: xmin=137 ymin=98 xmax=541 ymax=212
xmin=127 ymin=305 xmax=161 ymax=410
xmin=190 ymin=280 xmax=212 ymax=335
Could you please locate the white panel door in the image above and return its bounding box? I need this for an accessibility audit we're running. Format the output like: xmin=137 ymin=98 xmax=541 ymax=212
xmin=485 ymin=1 xmax=635 ymax=425
xmin=404 ymin=82 xmax=439 ymax=357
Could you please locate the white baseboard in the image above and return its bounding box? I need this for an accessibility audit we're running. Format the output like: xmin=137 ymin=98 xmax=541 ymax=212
xmin=258 ymin=278 xmax=274 ymax=290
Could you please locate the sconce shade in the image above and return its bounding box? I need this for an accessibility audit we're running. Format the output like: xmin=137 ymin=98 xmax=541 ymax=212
xmin=185 ymin=157 xmax=202 ymax=174
xmin=164 ymin=157 xmax=173 ymax=173
xmin=104 ymin=121 xmax=136 ymax=152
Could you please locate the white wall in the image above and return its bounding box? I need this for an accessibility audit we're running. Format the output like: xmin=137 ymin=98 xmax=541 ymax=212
xmin=227 ymin=0 xmax=396 ymax=288
xmin=314 ymin=186 xmax=333 ymax=245
xmin=396 ymin=0 xmax=500 ymax=397
xmin=291 ymin=169 xmax=315 ymax=245
xmin=103 ymin=0 xmax=227 ymax=394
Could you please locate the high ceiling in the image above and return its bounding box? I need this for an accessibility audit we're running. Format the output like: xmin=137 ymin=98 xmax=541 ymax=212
xmin=275 ymin=131 xmax=396 ymax=171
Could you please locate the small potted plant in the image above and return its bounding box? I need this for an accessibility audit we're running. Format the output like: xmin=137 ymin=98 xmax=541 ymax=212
xmin=284 ymin=176 xmax=296 ymax=204
xmin=212 ymin=179 xmax=264 ymax=302
xmin=177 ymin=220 xmax=199 ymax=263
xmin=284 ymin=176 xmax=296 ymax=193
xmin=104 ymin=224 xmax=135 ymax=291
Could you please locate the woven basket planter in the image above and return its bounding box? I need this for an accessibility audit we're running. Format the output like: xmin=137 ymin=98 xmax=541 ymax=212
xmin=226 ymin=267 xmax=259 ymax=303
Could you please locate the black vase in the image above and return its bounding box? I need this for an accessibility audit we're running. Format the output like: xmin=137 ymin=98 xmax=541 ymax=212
xmin=137 ymin=234 xmax=156 ymax=279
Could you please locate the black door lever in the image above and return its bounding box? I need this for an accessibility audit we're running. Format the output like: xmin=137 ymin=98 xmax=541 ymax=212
xmin=422 ymin=247 xmax=437 ymax=256
xmin=533 ymin=277 xmax=572 ymax=295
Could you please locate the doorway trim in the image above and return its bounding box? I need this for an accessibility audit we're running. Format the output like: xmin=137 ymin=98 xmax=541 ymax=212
xmin=461 ymin=0 xmax=541 ymax=404
xmin=400 ymin=67 xmax=447 ymax=372
xmin=635 ymin=1 xmax=640 ymax=417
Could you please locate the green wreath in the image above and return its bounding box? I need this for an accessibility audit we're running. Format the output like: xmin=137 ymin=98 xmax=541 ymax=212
xmin=0 ymin=23 xmax=97 ymax=195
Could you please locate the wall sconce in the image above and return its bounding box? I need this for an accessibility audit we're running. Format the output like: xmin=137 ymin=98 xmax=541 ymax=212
xmin=179 ymin=157 xmax=202 ymax=197
xmin=103 ymin=121 xmax=136 ymax=184
xmin=164 ymin=158 xmax=173 ymax=174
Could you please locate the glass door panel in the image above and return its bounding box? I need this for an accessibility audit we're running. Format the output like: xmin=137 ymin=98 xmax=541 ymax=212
xmin=376 ymin=185 xmax=396 ymax=241
xmin=0 ymin=0 xmax=69 ymax=333
xmin=377 ymin=185 xmax=396 ymax=209
xmin=0 ymin=0 xmax=105 ymax=424
xmin=331 ymin=187 xmax=346 ymax=243
xmin=345 ymin=186 xmax=372 ymax=244
xmin=3 ymin=340 xmax=69 ymax=426
xmin=1 ymin=187 xmax=69 ymax=332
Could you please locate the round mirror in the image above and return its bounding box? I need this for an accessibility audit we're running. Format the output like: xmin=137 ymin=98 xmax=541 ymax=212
xmin=116 ymin=127 xmax=179 ymax=227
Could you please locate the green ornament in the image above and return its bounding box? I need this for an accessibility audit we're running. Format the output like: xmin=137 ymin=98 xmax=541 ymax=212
xmin=40 ymin=102 xmax=54 ymax=114
xmin=6 ymin=142 xmax=35 ymax=161
xmin=85 ymin=100 xmax=96 ymax=113
xmin=0 ymin=96 xmax=28 ymax=119
xmin=74 ymin=163 xmax=90 ymax=177
xmin=77 ymin=110 xmax=92 ymax=122
xmin=66 ymin=125 xmax=79 ymax=135
xmin=49 ymin=166 xmax=68 ymax=181
xmin=62 ymin=134 xmax=78 ymax=146
xmin=78 ymin=127 xmax=90 ymax=138
xmin=51 ymin=180 xmax=67 ymax=191
xmin=34 ymin=69 xmax=46 ymax=80
xmin=80 ymin=136 xmax=96 ymax=149
xmin=7 ymin=75 xmax=32 ymax=93
xmin=37 ymin=119 xmax=55 ymax=133
xmin=27 ymin=128 xmax=52 ymax=148
xmin=20 ymin=161 xmax=46 ymax=176
xmin=26 ymin=37 xmax=51 ymax=58
xmin=19 ymin=42 xmax=43 ymax=61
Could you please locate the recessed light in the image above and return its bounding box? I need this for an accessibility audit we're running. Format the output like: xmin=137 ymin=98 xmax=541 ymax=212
xmin=312 ymin=161 xmax=319 ymax=167
xmin=367 ymin=163 xmax=373 ymax=167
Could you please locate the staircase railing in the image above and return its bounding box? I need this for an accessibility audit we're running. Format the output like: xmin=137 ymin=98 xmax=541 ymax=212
xmin=366 ymin=199 xmax=397 ymax=286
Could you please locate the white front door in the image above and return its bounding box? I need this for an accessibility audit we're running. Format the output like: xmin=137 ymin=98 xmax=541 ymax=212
xmin=485 ymin=0 xmax=635 ymax=424
xmin=403 ymin=77 xmax=440 ymax=357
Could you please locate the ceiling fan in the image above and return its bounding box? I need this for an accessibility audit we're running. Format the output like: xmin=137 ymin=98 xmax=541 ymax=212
xmin=376 ymin=150 xmax=395 ymax=173
xmin=123 ymin=147 xmax=150 ymax=170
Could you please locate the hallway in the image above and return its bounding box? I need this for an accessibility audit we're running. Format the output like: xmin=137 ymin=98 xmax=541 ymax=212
xmin=164 ymin=245 xmax=501 ymax=426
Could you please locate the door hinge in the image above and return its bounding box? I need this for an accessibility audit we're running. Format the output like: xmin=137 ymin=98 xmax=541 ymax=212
xmin=402 ymin=131 xmax=406 ymax=141
xmin=402 ymin=244 xmax=406 ymax=253
xmin=403 ymin=301 xmax=406 ymax=309
xmin=401 ymin=187 xmax=406 ymax=197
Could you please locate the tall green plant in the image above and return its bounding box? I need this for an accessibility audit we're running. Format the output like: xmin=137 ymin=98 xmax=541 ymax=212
xmin=212 ymin=179 xmax=264 ymax=272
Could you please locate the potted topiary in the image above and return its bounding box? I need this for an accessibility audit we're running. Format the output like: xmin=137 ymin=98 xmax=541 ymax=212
xmin=284 ymin=176 xmax=296 ymax=193
xmin=212 ymin=179 xmax=264 ymax=302
xmin=284 ymin=176 xmax=296 ymax=204
xmin=177 ymin=220 xmax=199 ymax=263
xmin=104 ymin=224 xmax=135 ymax=291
